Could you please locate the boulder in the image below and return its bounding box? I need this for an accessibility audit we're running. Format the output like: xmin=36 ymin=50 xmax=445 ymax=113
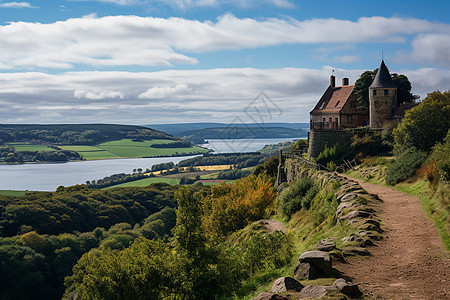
xmin=297 ymin=251 xmax=332 ymax=278
xmin=270 ymin=277 xmax=303 ymax=293
xmin=339 ymin=210 xmax=373 ymax=221
xmin=298 ymin=285 xmax=338 ymax=298
xmin=333 ymin=278 xmax=361 ymax=296
xmin=251 ymin=292 xmax=289 ymax=300
xmin=342 ymin=246 xmax=370 ymax=257
xmin=317 ymin=239 xmax=336 ymax=252
xmin=294 ymin=262 xmax=315 ymax=279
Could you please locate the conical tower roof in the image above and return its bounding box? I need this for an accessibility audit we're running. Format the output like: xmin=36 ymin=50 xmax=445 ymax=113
xmin=369 ymin=60 xmax=397 ymax=89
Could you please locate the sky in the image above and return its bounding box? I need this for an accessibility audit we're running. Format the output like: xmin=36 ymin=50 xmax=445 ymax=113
xmin=0 ymin=0 xmax=449 ymax=125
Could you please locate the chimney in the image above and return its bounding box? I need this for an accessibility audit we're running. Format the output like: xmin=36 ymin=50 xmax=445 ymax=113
xmin=330 ymin=75 xmax=336 ymax=87
xmin=342 ymin=78 xmax=349 ymax=86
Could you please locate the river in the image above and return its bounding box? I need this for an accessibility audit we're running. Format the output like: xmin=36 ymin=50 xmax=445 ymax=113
xmin=1 ymin=137 xmax=305 ymax=191
xmin=201 ymin=137 xmax=304 ymax=153
xmin=0 ymin=156 xmax=196 ymax=191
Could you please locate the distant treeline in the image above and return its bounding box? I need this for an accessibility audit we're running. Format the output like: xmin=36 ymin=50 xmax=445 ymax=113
xmin=0 ymin=146 xmax=82 ymax=163
xmin=0 ymin=124 xmax=175 ymax=145
xmin=86 ymin=172 xmax=154 ymax=189
xmin=178 ymin=152 xmax=268 ymax=168
xmin=150 ymin=141 xmax=191 ymax=148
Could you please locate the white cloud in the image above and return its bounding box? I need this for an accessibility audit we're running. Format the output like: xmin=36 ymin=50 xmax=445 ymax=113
xmin=74 ymin=90 xmax=126 ymax=100
xmin=0 ymin=2 xmax=35 ymax=8
xmin=0 ymin=14 xmax=448 ymax=70
xmin=138 ymin=84 xmax=192 ymax=99
xmin=0 ymin=67 xmax=448 ymax=124
xmin=408 ymin=34 xmax=450 ymax=67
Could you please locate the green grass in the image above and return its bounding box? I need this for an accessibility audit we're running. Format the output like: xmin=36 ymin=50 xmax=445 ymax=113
xmin=59 ymin=145 xmax=122 ymax=160
xmin=97 ymin=139 xmax=208 ymax=158
xmin=60 ymin=139 xmax=207 ymax=160
xmin=103 ymin=177 xmax=180 ymax=189
xmin=0 ymin=190 xmax=27 ymax=196
xmin=8 ymin=143 xmax=54 ymax=152
xmin=59 ymin=145 xmax=104 ymax=152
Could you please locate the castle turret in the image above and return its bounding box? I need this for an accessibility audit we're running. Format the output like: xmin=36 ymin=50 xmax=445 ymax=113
xmin=369 ymin=60 xmax=397 ymax=128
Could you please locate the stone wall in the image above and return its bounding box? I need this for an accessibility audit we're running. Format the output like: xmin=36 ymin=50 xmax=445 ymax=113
xmin=307 ymin=129 xmax=354 ymax=159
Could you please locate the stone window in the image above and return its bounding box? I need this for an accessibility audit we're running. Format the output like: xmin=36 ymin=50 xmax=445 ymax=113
xmin=384 ymin=89 xmax=389 ymax=95
xmin=347 ymin=115 xmax=352 ymax=123
xmin=373 ymin=90 xmax=377 ymax=96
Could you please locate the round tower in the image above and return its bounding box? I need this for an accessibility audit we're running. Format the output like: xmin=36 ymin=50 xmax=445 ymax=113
xmin=369 ymin=60 xmax=397 ymax=128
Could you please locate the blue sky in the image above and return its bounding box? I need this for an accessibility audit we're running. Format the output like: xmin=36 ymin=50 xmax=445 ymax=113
xmin=0 ymin=0 xmax=449 ymax=124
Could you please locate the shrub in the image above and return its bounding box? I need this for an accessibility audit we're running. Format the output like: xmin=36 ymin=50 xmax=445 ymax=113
xmin=385 ymin=147 xmax=427 ymax=185
xmin=276 ymin=178 xmax=316 ymax=219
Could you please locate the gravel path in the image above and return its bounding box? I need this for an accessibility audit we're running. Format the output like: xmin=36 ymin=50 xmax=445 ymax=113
xmin=335 ymin=177 xmax=450 ymax=299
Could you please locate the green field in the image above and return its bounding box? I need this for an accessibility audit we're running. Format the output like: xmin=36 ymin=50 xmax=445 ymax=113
xmin=0 ymin=190 xmax=27 ymax=196
xmin=8 ymin=143 xmax=55 ymax=152
xmin=96 ymin=139 xmax=208 ymax=158
xmin=103 ymin=177 xmax=180 ymax=189
xmin=60 ymin=145 xmax=121 ymax=160
xmin=6 ymin=139 xmax=208 ymax=161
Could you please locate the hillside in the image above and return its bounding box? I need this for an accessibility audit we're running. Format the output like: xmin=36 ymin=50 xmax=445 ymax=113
xmin=147 ymin=123 xmax=309 ymax=144
xmin=0 ymin=124 xmax=175 ymax=145
xmin=0 ymin=124 xmax=208 ymax=163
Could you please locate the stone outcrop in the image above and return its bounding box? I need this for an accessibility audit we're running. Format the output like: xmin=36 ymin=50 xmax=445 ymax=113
xmin=316 ymin=238 xmax=336 ymax=252
xmin=295 ymin=250 xmax=332 ymax=279
xmin=333 ymin=278 xmax=361 ymax=296
xmin=298 ymin=285 xmax=338 ymax=298
xmin=270 ymin=277 xmax=303 ymax=293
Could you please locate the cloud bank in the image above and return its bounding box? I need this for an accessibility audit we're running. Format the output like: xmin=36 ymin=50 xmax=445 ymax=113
xmin=0 ymin=67 xmax=448 ymax=124
xmin=0 ymin=14 xmax=449 ymax=70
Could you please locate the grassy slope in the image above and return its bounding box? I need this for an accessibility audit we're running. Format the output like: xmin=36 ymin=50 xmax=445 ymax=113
xmin=236 ymin=166 xmax=363 ymax=299
xmin=60 ymin=139 xmax=208 ymax=160
xmin=97 ymin=139 xmax=208 ymax=158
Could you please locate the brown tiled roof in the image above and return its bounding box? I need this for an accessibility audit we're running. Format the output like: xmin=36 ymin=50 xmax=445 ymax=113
xmin=310 ymin=85 xmax=355 ymax=114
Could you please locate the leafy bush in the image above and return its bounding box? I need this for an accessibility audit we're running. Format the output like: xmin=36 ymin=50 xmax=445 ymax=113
xmin=423 ymin=129 xmax=450 ymax=182
xmin=394 ymin=90 xmax=450 ymax=152
xmin=316 ymin=144 xmax=348 ymax=167
xmin=276 ymin=178 xmax=317 ymax=219
xmin=385 ymin=147 xmax=427 ymax=185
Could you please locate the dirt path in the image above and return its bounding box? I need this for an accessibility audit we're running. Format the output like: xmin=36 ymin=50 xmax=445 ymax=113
xmin=335 ymin=177 xmax=450 ymax=299
xmin=260 ymin=219 xmax=287 ymax=233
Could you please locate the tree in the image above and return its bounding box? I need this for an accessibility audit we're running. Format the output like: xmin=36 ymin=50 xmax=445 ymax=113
xmin=354 ymin=69 xmax=418 ymax=109
xmin=393 ymin=90 xmax=450 ymax=152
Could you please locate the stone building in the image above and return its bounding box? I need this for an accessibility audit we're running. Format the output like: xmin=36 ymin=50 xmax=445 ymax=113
xmin=307 ymin=60 xmax=401 ymax=159
xmin=310 ymin=76 xmax=368 ymax=130
xmin=369 ymin=60 xmax=398 ymax=128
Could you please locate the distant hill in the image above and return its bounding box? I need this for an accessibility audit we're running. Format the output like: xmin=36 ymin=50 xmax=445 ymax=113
xmin=0 ymin=124 xmax=176 ymax=145
xmin=146 ymin=123 xmax=309 ymax=143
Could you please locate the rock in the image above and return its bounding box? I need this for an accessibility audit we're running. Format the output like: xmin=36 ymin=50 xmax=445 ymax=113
xmin=294 ymin=262 xmax=325 ymax=280
xmin=317 ymin=239 xmax=336 ymax=252
xmin=340 ymin=192 xmax=359 ymax=203
xmin=339 ymin=210 xmax=372 ymax=221
xmin=333 ymin=278 xmax=361 ymax=296
xmin=342 ymin=246 xmax=370 ymax=257
xmin=270 ymin=277 xmax=303 ymax=293
xmin=298 ymin=285 xmax=338 ymax=298
xmin=298 ymin=251 xmax=332 ymax=278
xmin=251 ymin=292 xmax=289 ymax=300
